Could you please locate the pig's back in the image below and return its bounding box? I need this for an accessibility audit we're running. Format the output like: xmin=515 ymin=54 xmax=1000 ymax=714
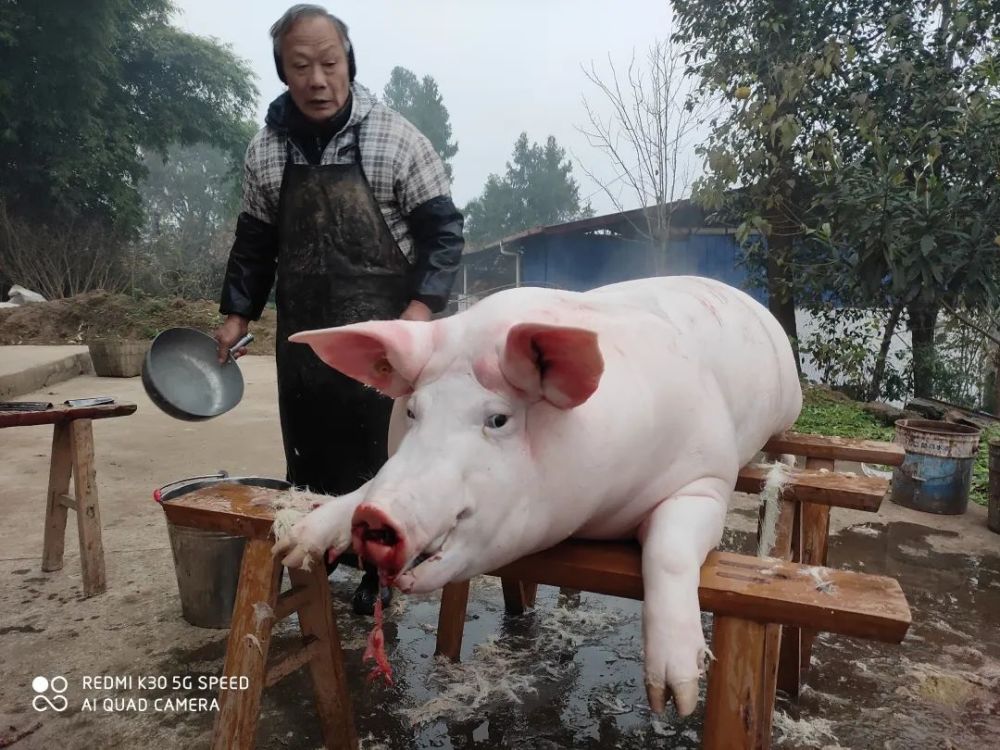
xmin=587 ymin=276 xmax=802 ymax=457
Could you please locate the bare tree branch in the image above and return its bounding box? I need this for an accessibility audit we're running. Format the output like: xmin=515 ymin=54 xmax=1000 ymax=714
xmin=578 ymin=37 xmax=714 ymax=272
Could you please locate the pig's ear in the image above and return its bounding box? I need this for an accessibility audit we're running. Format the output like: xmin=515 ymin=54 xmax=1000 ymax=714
xmin=288 ymin=320 xmax=434 ymax=397
xmin=500 ymin=323 xmax=604 ymax=409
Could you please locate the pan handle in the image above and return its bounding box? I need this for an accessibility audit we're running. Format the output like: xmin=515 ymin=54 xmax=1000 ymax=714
xmin=153 ymin=471 xmax=230 ymax=503
xmin=229 ymin=333 xmax=254 ymax=357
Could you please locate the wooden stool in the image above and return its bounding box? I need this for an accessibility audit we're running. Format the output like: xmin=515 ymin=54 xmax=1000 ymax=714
xmin=1 ymin=401 xmax=137 ymax=597
xmin=159 ymin=483 xmax=358 ymax=750
xmin=758 ymin=432 xmax=906 ymax=697
xmin=434 ymin=459 xmax=911 ymax=750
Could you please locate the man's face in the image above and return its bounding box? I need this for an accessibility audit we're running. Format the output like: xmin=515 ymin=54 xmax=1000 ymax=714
xmin=280 ymin=15 xmax=351 ymax=123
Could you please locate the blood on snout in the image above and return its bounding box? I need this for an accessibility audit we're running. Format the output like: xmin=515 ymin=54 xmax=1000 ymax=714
xmin=351 ymin=504 xmax=408 ymax=575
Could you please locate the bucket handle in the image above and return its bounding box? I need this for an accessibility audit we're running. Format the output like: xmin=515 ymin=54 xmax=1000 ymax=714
xmin=154 ymin=471 xmax=230 ymax=503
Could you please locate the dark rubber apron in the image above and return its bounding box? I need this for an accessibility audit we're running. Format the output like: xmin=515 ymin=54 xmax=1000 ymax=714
xmin=275 ymin=124 xmax=411 ymax=495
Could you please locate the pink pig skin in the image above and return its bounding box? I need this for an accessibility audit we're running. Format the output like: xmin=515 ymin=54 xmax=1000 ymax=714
xmin=273 ymin=275 xmax=802 ymax=717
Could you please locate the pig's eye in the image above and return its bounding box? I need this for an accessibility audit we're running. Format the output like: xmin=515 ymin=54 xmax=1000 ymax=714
xmin=484 ymin=414 xmax=509 ymax=429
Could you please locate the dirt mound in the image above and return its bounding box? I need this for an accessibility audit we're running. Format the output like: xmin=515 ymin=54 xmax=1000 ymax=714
xmin=0 ymin=291 xmax=278 ymax=354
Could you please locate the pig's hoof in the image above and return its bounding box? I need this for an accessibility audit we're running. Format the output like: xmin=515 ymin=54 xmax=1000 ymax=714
xmin=670 ymin=678 xmax=700 ymax=717
xmin=646 ymin=682 xmax=667 ymax=715
xmin=645 ymin=677 xmax=700 ymax=718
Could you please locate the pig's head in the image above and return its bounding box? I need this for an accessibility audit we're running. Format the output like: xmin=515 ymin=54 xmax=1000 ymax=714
xmin=289 ymin=316 xmax=604 ymax=593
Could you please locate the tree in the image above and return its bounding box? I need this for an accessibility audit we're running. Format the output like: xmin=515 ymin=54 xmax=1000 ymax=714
xmin=463 ymin=133 xmax=593 ymax=248
xmin=0 ymin=0 xmax=257 ymax=238
xmin=382 ymin=66 xmax=458 ymax=180
xmin=800 ymin=2 xmax=1000 ymax=399
xmin=672 ymin=1 xmax=1000 ymax=401
xmin=671 ymin=1 xmax=886 ymax=373
xmin=578 ymin=39 xmax=710 ymax=274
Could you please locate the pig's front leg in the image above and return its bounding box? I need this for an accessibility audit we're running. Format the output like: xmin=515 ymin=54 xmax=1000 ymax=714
xmin=272 ymin=481 xmax=371 ymax=570
xmin=639 ymin=479 xmax=728 ymax=717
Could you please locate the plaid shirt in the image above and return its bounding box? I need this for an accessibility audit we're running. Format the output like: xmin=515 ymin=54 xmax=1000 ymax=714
xmin=240 ymin=83 xmax=451 ymax=262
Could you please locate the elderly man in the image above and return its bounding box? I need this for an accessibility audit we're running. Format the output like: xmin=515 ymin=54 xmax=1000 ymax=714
xmin=214 ymin=4 xmax=464 ymax=614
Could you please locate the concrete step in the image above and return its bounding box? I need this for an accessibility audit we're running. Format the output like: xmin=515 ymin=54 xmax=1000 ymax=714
xmin=0 ymin=345 xmax=94 ymax=400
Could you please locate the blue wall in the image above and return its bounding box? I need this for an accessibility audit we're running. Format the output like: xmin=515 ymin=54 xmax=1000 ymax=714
xmin=513 ymin=232 xmax=766 ymax=304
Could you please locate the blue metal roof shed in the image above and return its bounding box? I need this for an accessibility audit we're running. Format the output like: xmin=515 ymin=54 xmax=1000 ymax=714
xmin=458 ymin=201 xmax=764 ymax=305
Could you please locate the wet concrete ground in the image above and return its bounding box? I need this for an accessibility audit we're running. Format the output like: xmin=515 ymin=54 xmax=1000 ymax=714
xmin=251 ymin=511 xmax=1000 ymax=750
xmin=2 ymin=361 xmax=999 ymax=748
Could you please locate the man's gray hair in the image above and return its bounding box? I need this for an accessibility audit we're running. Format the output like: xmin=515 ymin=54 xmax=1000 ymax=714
xmin=270 ymin=4 xmax=351 ymax=56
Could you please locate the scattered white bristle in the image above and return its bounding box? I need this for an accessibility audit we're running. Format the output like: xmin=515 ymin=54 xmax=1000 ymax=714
xmin=801 ymin=565 xmax=836 ymax=593
xmin=757 ymin=460 xmax=791 ymax=557
xmin=399 ymin=603 xmax=627 ymax=726
xmin=773 ymin=710 xmax=838 ymax=746
xmin=244 ymin=633 xmax=263 ymax=656
xmin=250 ymin=486 xmax=327 ymax=512
xmin=252 ymin=602 xmax=274 ymax=627
xmin=300 ymin=552 xmax=315 ymax=573
xmin=399 ymin=640 xmax=538 ymax=726
xmin=271 ymin=508 xmax=306 ymax=544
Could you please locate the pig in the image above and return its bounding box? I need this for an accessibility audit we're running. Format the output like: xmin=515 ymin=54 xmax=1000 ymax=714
xmin=272 ymin=275 xmax=802 ymax=716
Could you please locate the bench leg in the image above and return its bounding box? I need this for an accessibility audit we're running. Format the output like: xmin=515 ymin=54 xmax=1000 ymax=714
xmin=776 ymin=498 xmax=805 ymax=698
xmin=500 ymin=578 xmax=537 ymax=615
xmin=212 ymin=539 xmax=282 ymax=750
xmin=704 ymin=615 xmax=768 ymax=750
xmin=793 ymin=456 xmax=835 ymax=687
xmin=288 ymin=564 xmax=357 ymax=749
xmin=757 ymin=497 xmax=796 ymax=742
xmin=70 ymin=420 xmax=106 ymax=596
xmin=42 ymin=423 xmax=73 ymax=572
xmin=435 ymin=580 xmax=471 ymax=661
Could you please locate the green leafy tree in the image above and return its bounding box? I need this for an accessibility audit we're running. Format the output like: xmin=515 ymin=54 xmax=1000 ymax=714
xmin=671 ymin=0 xmax=875 ymax=370
xmin=673 ymin=0 xmax=1000 ymax=401
xmin=801 ymin=3 xmax=1000 ymax=399
xmin=382 ymin=66 xmax=458 ymax=180
xmin=0 ymin=0 xmax=257 ymax=237
xmin=464 ymin=133 xmax=592 ymax=248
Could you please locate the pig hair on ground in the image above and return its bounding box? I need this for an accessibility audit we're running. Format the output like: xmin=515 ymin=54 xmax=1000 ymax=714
xmin=400 ymin=601 xmax=630 ymax=725
xmin=399 ymin=639 xmax=538 ymax=725
xmin=756 ymin=458 xmax=793 ymax=558
xmin=772 ymin=710 xmax=838 ymax=746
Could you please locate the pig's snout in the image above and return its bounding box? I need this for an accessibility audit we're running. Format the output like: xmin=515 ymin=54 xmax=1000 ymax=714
xmin=352 ymin=504 xmax=409 ymax=575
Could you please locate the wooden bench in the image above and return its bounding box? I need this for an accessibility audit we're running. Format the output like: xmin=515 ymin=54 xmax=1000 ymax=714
xmin=434 ymin=437 xmax=911 ymax=749
xmin=1 ymin=401 xmax=137 ymax=596
xmin=434 ymin=540 xmax=910 ymax=749
xmin=158 ymin=483 xmax=357 ymax=750
xmin=155 ymin=437 xmax=908 ymax=750
xmin=759 ymin=432 xmax=905 ymax=698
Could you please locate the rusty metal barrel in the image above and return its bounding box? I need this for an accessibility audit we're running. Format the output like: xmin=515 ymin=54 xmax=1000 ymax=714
xmin=989 ymin=439 xmax=1000 ymax=533
xmin=890 ymin=419 xmax=981 ymax=515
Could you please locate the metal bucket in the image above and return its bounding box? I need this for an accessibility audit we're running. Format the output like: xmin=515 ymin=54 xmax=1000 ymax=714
xmin=157 ymin=473 xmax=291 ymax=629
xmin=890 ymin=419 xmax=982 ymax=515
xmin=989 ymin=439 xmax=1000 ymax=534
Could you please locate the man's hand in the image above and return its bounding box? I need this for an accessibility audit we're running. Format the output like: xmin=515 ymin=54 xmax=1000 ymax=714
xmin=214 ymin=314 xmax=250 ymax=363
xmin=399 ymin=300 xmax=432 ymax=322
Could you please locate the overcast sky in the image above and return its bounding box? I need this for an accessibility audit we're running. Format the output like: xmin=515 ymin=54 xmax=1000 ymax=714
xmin=171 ymin=0 xmax=699 ymax=216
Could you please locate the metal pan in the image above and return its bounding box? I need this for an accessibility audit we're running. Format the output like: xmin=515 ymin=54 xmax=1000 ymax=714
xmin=141 ymin=328 xmax=253 ymax=421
